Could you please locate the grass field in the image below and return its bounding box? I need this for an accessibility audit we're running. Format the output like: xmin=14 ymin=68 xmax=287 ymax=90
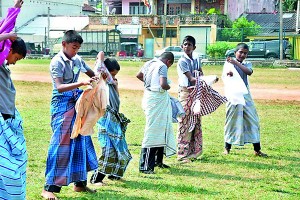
xmin=11 ymin=59 xmax=300 ymax=199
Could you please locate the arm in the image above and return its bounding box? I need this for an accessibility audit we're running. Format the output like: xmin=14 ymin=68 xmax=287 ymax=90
xmin=160 ymin=77 xmax=170 ymax=90
xmin=227 ymin=57 xmax=252 ymax=75
xmin=136 ymin=71 xmax=144 ymax=82
xmin=85 ymin=67 xmax=96 ymax=78
xmin=54 ymin=77 xmax=93 ymax=93
xmin=14 ymin=0 xmax=24 ymax=8
xmin=184 ymin=71 xmax=197 ymax=86
xmin=0 ymin=33 xmax=17 ymax=42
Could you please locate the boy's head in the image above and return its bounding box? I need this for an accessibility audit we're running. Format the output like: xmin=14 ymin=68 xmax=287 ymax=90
xmin=234 ymin=43 xmax=249 ymax=62
xmin=6 ymin=37 xmax=26 ymax=65
xmin=160 ymin=52 xmax=174 ymax=68
xmin=104 ymin=58 xmax=120 ymax=78
xmin=62 ymin=30 xmax=83 ymax=59
xmin=181 ymin=35 xmax=196 ymax=56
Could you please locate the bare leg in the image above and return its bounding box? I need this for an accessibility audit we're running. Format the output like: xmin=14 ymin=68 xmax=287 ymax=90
xmin=41 ymin=190 xmax=58 ymax=200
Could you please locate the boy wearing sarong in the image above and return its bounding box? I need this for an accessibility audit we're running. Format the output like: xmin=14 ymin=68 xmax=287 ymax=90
xmin=137 ymin=52 xmax=176 ymax=174
xmin=222 ymin=43 xmax=267 ymax=157
xmin=41 ymin=30 xmax=99 ymax=200
xmin=0 ymin=37 xmax=27 ymax=199
xmin=177 ymin=35 xmax=204 ymax=163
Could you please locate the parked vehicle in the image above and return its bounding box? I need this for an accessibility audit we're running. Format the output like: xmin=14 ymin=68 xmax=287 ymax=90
xmin=117 ymin=42 xmax=144 ymax=57
xmin=51 ymin=30 xmax=108 ymax=56
xmin=225 ymin=40 xmax=292 ymax=59
xmin=155 ymin=46 xmax=205 ymax=59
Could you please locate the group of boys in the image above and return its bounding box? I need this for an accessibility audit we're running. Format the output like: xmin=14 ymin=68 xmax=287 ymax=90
xmin=0 ymin=1 xmax=267 ymax=199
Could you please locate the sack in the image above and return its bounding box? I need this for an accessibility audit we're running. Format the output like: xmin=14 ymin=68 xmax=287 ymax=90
xmin=170 ymin=97 xmax=185 ymax=123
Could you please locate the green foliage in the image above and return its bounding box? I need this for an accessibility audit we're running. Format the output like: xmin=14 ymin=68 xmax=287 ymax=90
xmin=283 ymin=0 xmax=297 ymax=11
xmin=206 ymin=8 xmax=221 ymax=15
xmin=207 ymin=42 xmax=236 ymax=59
xmin=220 ymin=17 xmax=261 ymax=42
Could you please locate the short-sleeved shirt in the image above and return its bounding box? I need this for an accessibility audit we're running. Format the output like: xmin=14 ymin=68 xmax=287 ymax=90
xmin=177 ymin=52 xmax=202 ymax=87
xmin=0 ymin=63 xmax=16 ymax=115
xmin=233 ymin=59 xmax=252 ymax=86
xmin=139 ymin=58 xmax=168 ymax=91
xmin=50 ymin=50 xmax=91 ymax=89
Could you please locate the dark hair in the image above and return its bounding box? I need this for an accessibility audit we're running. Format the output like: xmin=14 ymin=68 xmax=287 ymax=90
xmin=160 ymin=52 xmax=174 ymax=63
xmin=182 ymin=35 xmax=196 ymax=46
xmin=235 ymin=43 xmax=249 ymax=52
xmin=104 ymin=58 xmax=120 ymax=72
xmin=11 ymin=37 xmax=27 ymax=58
xmin=62 ymin=30 xmax=83 ymax=44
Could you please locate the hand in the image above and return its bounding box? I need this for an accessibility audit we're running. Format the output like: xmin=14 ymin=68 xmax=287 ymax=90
xmin=14 ymin=0 xmax=24 ymax=8
xmin=101 ymin=72 xmax=108 ymax=80
xmin=7 ymin=33 xmax=17 ymax=41
xmin=113 ymin=78 xmax=118 ymax=86
xmin=227 ymin=57 xmax=238 ymax=65
xmin=227 ymin=71 xmax=233 ymax=77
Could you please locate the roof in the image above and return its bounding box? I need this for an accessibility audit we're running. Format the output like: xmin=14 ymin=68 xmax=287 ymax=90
xmin=244 ymin=12 xmax=296 ymax=34
xmin=82 ymin=3 xmax=97 ymax=12
xmin=17 ymin=16 xmax=89 ymax=38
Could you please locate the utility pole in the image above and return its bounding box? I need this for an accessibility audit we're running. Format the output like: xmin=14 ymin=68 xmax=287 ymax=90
xmin=47 ymin=7 xmax=50 ymax=48
xmin=163 ymin=0 xmax=167 ymax=48
xmin=279 ymin=0 xmax=283 ymax=61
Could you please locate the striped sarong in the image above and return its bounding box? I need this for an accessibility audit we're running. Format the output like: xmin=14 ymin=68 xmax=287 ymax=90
xmin=224 ymin=90 xmax=260 ymax=145
xmin=45 ymin=89 xmax=98 ymax=186
xmin=0 ymin=109 xmax=27 ymax=200
xmin=95 ymin=106 xmax=132 ymax=178
xmin=142 ymin=90 xmax=176 ymax=157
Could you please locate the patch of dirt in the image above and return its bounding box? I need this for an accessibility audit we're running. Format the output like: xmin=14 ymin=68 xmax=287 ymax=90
xmin=11 ymin=74 xmax=300 ymax=101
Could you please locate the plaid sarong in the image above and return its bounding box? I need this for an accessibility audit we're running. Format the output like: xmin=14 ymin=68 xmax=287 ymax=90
xmin=95 ymin=106 xmax=132 ymax=177
xmin=0 ymin=109 xmax=27 ymax=200
xmin=45 ymin=89 xmax=98 ymax=186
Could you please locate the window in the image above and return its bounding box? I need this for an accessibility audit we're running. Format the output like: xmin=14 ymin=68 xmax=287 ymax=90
xmin=129 ymin=2 xmax=147 ymax=14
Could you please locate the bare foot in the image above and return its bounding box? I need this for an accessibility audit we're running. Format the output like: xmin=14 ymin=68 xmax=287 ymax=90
xmin=223 ymin=148 xmax=230 ymax=155
xmin=41 ymin=190 xmax=58 ymax=200
xmin=92 ymin=181 xmax=106 ymax=186
xmin=73 ymin=186 xmax=96 ymax=193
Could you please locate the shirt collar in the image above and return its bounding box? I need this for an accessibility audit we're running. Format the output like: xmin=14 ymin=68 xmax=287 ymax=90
xmin=183 ymin=52 xmax=198 ymax=60
xmin=58 ymin=50 xmax=75 ymax=62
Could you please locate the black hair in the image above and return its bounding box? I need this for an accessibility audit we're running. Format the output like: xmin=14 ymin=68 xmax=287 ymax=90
xmin=11 ymin=37 xmax=27 ymax=58
xmin=104 ymin=58 xmax=120 ymax=72
xmin=182 ymin=35 xmax=196 ymax=46
xmin=62 ymin=30 xmax=83 ymax=44
xmin=160 ymin=52 xmax=174 ymax=63
xmin=235 ymin=43 xmax=249 ymax=52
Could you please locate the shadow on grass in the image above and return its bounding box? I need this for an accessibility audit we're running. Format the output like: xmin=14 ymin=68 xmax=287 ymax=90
xmin=115 ymin=180 xmax=217 ymax=196
xmin=56 ymin=189 xmax=150 ymax=200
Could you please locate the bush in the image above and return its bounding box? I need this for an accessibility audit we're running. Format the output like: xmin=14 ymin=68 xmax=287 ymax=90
xmin=207 ymin=42 xmax=236 ymax=59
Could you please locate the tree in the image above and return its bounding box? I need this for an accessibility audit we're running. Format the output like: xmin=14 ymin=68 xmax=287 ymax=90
xmin=221 ymin=17 xmax=261 ymax=42
xmin=283 ymin=0 xmax=297 ymax=12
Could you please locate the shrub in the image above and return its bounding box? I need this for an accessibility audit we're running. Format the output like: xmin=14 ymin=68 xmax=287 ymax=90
xmin=207 ymin=42 xmax=236 ymax=59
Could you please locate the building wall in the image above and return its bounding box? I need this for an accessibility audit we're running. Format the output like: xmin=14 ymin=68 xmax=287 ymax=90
xmin=1 ymin=0 xmax=84 ymax=28
xmin=227 ymin=0 xmax=276 ymax=21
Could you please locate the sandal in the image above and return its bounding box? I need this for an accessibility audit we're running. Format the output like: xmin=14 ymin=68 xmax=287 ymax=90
xmin=254 ymin=151 xmax=268 ymax=157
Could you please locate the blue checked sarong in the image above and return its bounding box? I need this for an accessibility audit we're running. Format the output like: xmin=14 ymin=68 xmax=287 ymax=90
xmin=45 ymin=89 xmax=98 ymax=186
xmin=0 ymin=109 xmax=27 ymax=200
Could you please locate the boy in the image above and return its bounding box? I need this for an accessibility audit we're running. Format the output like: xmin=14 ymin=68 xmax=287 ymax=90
xmin=0 ymin=37 xmax=27 ymax=199
xmin=177 ymin=35 xmax=203 ymax=163
xmin=0 ymin=0 xmax=24 ymax=65
xmin=136 ymin=52 xmax=176 ymax=174
xmin=41 ymin=30 xmax=99 ymax=200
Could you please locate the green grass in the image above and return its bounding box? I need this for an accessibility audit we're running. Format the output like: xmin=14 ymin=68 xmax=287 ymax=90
xmin=11 ymin=60 xmax=300 ymax=199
